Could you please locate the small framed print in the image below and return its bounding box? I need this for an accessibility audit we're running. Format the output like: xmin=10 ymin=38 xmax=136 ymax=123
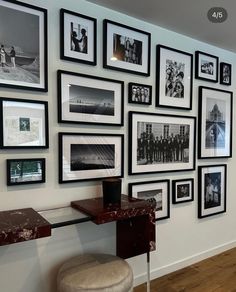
xmin=198 ymin=164 xmax=227 ymax=218
xmin=58 ymin=70 xmax=124 ymax=126
xmin=103 ymin=19 xmax=151 ymax=76
xmin=172 ymin=178 xmax=194 ymax=204
xmin=220 ymin=62 xmax=231 ymax=86
xmin=128 ymin=83 xmax=152 ymax=105
xmin=198 ymin=86 xmax=233 ymax=159
xmin=156 ymin=45 xmax=193 ymax=110
xmin=0 ymin=0 xmax=48 ymax=91
xmin=7 ymin=158 xmax=45 ymax=186
xmin=129 ymin=180 xmax=170 ymax=221
xmin=0 ymin=98 xmax=49 ymax=149
xmin=59 ymin=132 xmax=124 ymax=183
xmin=195 ymin=51 xmax=219 ymax=83
xmin=60 ymin=8 xmax=97 ymax=65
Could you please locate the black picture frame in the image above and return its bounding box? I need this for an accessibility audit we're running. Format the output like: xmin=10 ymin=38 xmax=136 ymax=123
xmin=156 ymin=45 xmax=193 ymax=110
xmin=59 ymin=132 xmax=124 ymax=183
xmin=103 ymin=19 xmax=151 ymax=76
xmin=128 ymin=179 xmax=170 ymax=221
xmin=198 ymin=164 xmax=227 ymax=218
xmin=0 ymin=97 xmax=49 ymax=149
xmin=57 ymin=70 xmax=124 ymax=126
xmin=128 ymin=82 xmax=152 ymax=105
xmin=195 ymin=51 xmax=219 ymax=83
xmin=220 ymin=62 xmax=231 ymax=86
xmin=7 ymin=158 xmax=45 ymax=186
xmin=60 ymin=8 xmax=97 ymax=65
xmin=172 ymin=178 xmax=194 ymax=204
xmin=0 ymin=0 xmax=48 ymax=91
xmin=198 ymin=86 xmax=233 ymax=159
xmin=128 ymin=111 xmax=196 ymax=175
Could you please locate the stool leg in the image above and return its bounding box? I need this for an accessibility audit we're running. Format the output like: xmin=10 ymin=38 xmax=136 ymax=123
xmin=147 ymin=252 xmax=150 ymax=292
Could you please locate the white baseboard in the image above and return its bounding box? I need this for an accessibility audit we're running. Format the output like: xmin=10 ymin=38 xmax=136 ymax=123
xmin=134 ymin=240 xmax=236 ymax=287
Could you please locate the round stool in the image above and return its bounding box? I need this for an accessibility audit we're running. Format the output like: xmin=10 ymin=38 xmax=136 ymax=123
xmin=57 ymin=253 xmax=133 ymax=292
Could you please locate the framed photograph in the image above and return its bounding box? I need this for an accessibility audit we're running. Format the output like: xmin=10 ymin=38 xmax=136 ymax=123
xmin=0 ymin=98 xmax=49 ymax=149
xmin=60 ymin=8 xmax=96 ymax=65
xmin=172 ymin=178 xmax=194 ymax=204
xmin=129 ymin=111 xmax=196 ymax=175
xmin=195 ymin=51 xmax=218 ymax=83
xmin=198 ymin=86 xmax=233 ymax=158
xmin=129 ymin=180 xmax=170 ymax=221
xmin=103 ymin=19 xmax=151 ymax=76
xmin=128 ymin=83 xmax=152 ymax=105
xmin=156 ymin=45 xmax=193 ymax=109
xmin=198 ymin=164 xmax=227 ymax=218
xmin=59 ymin=133 xmax=124 ymax=183
xmin=0 ymin=0 xmax=47 ymax=91
xmin=58 ymin=70 xmax=124 ymax=126
xmin=7 ymin=158 xmax=45 ymax=186
xmin=220 ymin=62 xmax=231 ymax=85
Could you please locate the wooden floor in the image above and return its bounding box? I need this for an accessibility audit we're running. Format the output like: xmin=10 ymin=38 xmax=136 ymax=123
xmin=134 ymin=247 xmax=236 ymax=292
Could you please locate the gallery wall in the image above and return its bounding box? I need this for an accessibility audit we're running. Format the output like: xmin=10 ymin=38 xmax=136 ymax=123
xmin=0 ymin=0 xmax=235 ymax=291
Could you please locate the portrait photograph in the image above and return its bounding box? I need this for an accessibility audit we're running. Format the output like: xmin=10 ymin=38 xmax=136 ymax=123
xmin=156 ymin=45 xmax=193 ymax=109
xmin=220 ymin=62 xmax=231 ymax=85
xmin=0 ymin=0 xmax=47 ymax=91
xmin=128 ymin=82 xmax=152 ymax=105
xmin=195 ymin=51 xmax=218 ymax=82
xmin=103 ymin=19 xmax=151 ymax=76
xmin=198 ymin=86 xmax=232 ymax=158
xmin=7 ymin=158 xmax=45 ymax=186
xmin=59 ymin=133 xmax=124 ymax=183
xmin=129 ymin=180 xmax=170 ymax=221
xmin=172 ymin=178 xmax=194 ymax=204
xmin=129 ymin=111 xmax=196 ymax=175
xmin=198 ymin=164 xmax=226 ymax=218
xmin=60 ymin=9 xmax=96 ymax=65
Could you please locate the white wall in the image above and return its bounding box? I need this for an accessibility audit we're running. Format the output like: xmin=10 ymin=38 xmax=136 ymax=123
xmin=0 ymin=0 xmax=236 ymax=291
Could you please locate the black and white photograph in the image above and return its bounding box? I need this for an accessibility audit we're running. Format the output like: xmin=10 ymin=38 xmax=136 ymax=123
xmin=58 ymin=70 xmax=123 ymax=126
xmin=7 ymin=158 xmax=45 ymax=186
xmin=0 ymin=0 xmax=47 ymax=91
xmin=198 ymin=86 xmax=232 ymax=158
xmin=129 ymin=112 xmax=196 ymax=175
xmin=59 ymin=133 xmax=124 ymax=183
xmin=156 ymin=45 xmax=193 ymax=109
xmin=220 ymin=62 xmax=231 ymax=85
xmin=172 ymin=178 xmax=194 ymax=204
xmin=128 ymin=83 xmax=152 ymax=105
xmin=103 ymin=19 xmax=151 ymax=76
xmin=195 ymin=51 xmax=218 ymax=82
xmin=129 ymin=180 xmax=170 ymax=221
xmin=198 ymin=164 xmax=226 ymax=218
xmin=0 ymin=98 xmax=49 ymax=149
xmin=60 ymin=9 xmax=96 ymax=65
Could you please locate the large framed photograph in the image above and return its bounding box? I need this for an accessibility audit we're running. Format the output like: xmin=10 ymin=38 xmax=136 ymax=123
xmin=59 ymin=133 xmax=124 ymax=183
xmin=198 ymin=164 xmax=227 ymax=218
xmin=172 ymin=178 xmax=194 ymax=204
xmin=129 ymin=111 xmax=196 ymax=175
xmin=60 ymin=8 xmax=96 ymax=65
xmin=129 ymin=180 xmax=170 ymax=221
xmin=198 ymin=86 xmax=233 ymax=158
xmin=195 ymin=51 xmax=218 ymax=83
xmin=103 ymin=19 xmax=151 ymax=76
xmin=128 ymin=82 xmax=152 ymax=105
xmin=0 ymin=0 xmax=47 ymax=91
xmin=58 ymin=70 xmax=124 ymax=126
xmin=7 ymin=158 xmax=45 ymax=186
xmin=0 ymin=98 xmax=49 ymax=149
xmin=156 ymin=45 xmax=193 ymax=109
xmin=220 ymin=62 xmax=231 ymax=86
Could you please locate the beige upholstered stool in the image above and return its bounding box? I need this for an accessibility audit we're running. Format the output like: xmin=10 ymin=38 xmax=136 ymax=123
xmin=57 ymin=253 xmax=133 ymax=292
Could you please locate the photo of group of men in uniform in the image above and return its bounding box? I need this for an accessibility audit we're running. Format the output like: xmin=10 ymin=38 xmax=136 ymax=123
xmin=165 ymin=59 xmax=185 ymax=98
xmin=137 ymin=122 xmax=190 ymax=165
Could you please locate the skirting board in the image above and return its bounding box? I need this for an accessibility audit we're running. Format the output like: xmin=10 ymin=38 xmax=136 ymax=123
xmin=133 ymin=240 xmax=236 ymax=287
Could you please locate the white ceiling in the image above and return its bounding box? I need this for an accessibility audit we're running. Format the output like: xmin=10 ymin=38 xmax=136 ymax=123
xmin=86 ymin=0 xmax=236 ymax=53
